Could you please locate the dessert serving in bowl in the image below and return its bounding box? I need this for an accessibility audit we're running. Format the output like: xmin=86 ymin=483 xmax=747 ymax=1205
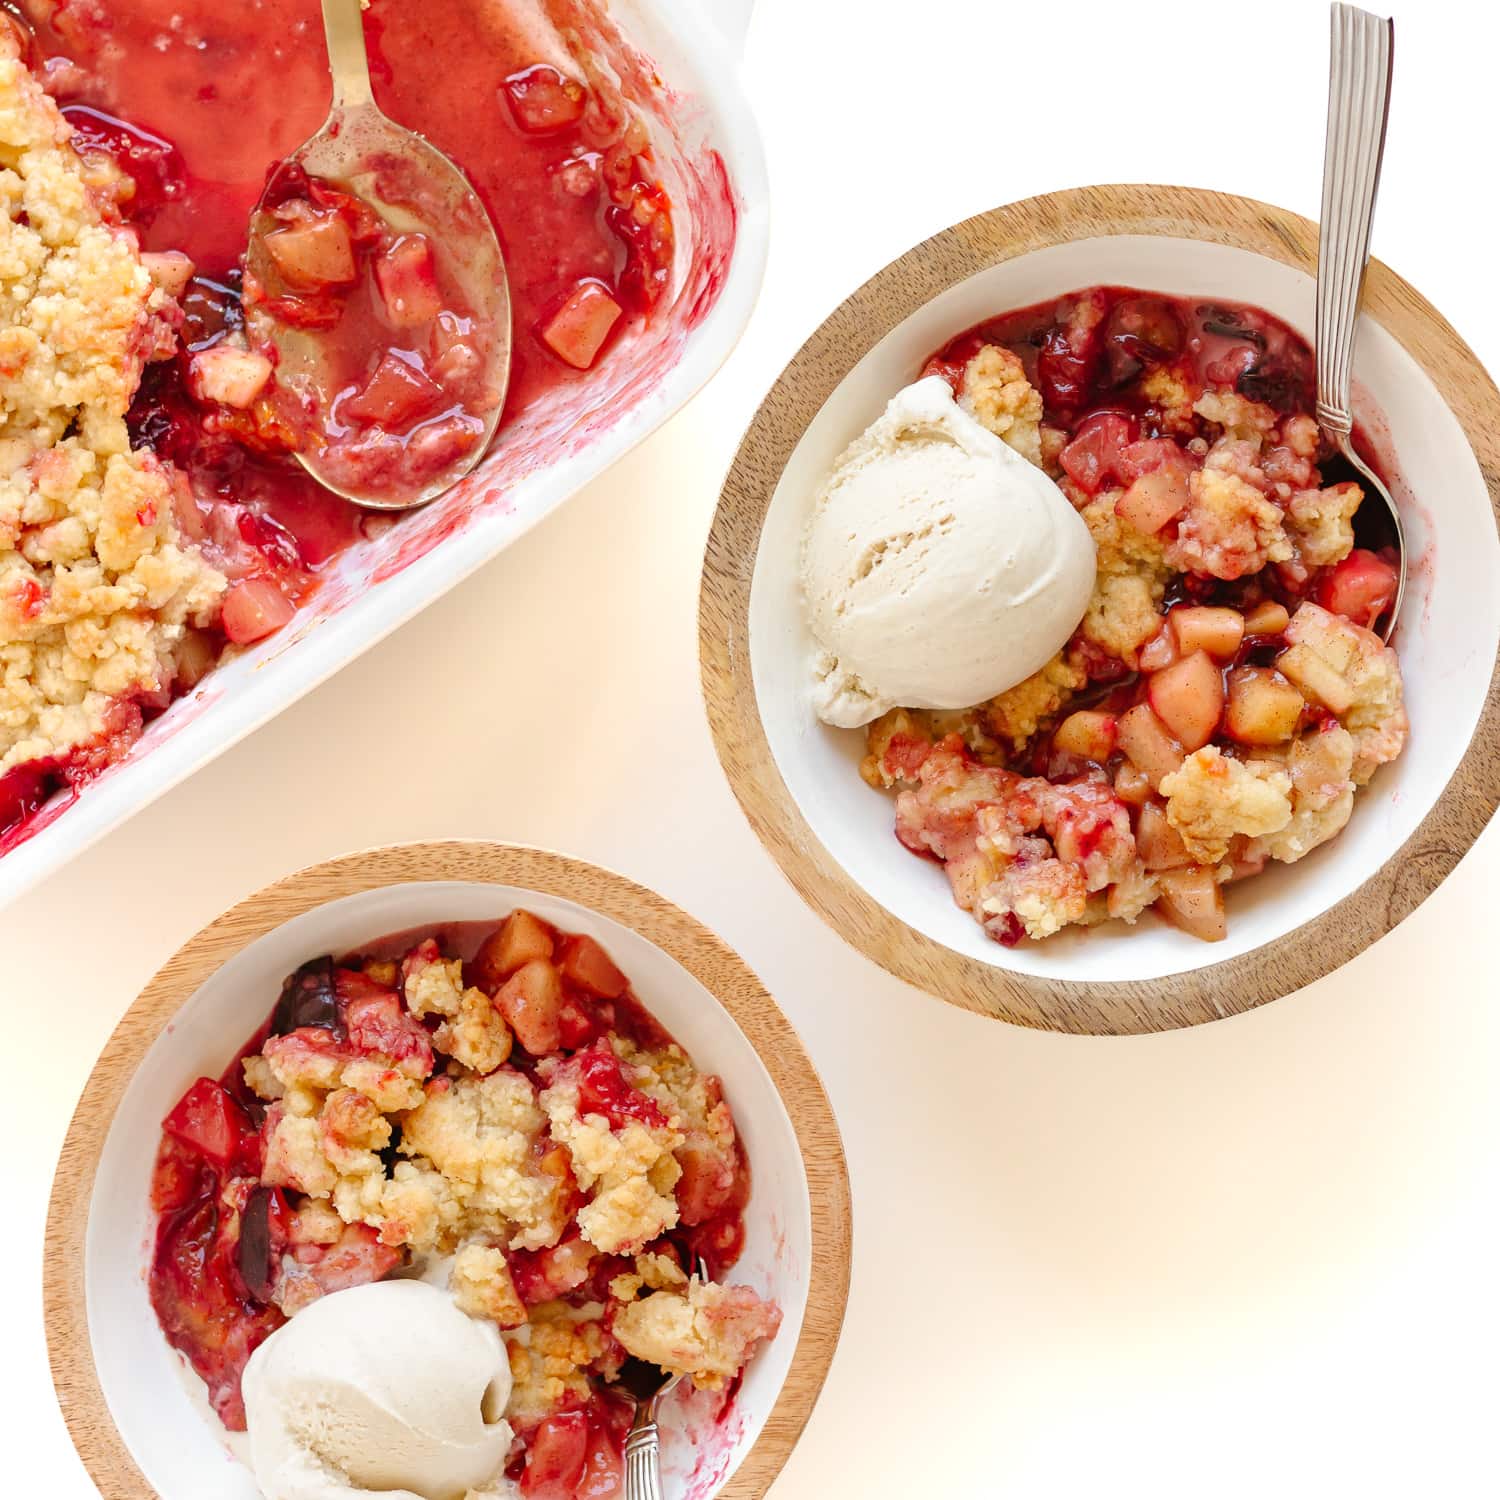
xmin=0 ymin=0 xmax=767 ymax=908
xmin=701 ymin=186 xmax=1500 ymax=1034
xmin=45 ymin=843 xmax=850 ymax=1499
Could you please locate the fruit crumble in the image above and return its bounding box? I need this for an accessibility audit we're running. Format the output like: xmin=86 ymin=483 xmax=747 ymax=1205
xmin=860 ymin=287 xmax=1408 ymax=944
xmin=0 ymin=0 xmax=681 ymax=848
xmin=148 ymin=911 xmax=780 ymax=1499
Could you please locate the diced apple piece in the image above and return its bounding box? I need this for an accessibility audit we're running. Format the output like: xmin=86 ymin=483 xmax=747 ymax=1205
xmin=265 ymin=214 xmax=356 ymax=289
xmin=1117 ymin=704 xmax=1186 ymax=790
xmin=1136 ymin=801 xmax=1194 ymax=870
xmin=1147 ymin=651 xmax=1225 ymax=752
xmin=675 ymin=1141 xmax=736 ymax=1225
xmin=1170 ymin=606 xmax=1244 ymax=660
xmin=1225 ymin=667 xmax=1304 ymax=746
xmin=1155 ymin=866 xmax=1227 ymax=942
xmin=502 ymin=63 xmax=589 ymax=135
xmin=162 ymin=1078 xmax=251 ymax=1172
xmin=1316 ymin=548 xmax=1399 ymax=629
xmin=1113 ymin=761 xmax=1154 ymax=805
xmin=221 ymin=576 xmax=295 ymax=644
xmin=521 ymin=1412 xmax=589 ymax=1495
xmin=1116 ymin=464 xmax=1190 ymax=533
xmin=472 ymin=910 xmax=555 ymax=990
xmin=374 ymin=234 xmax=444 ymax=329
xmin=559 ymin=936 xmax=628 ymax=999
xmin=1058 ymin=412 xmax=1135 ymax=495
xmin=1138 ymin=626 xmax=1178 ymax=673
xmin=1242 ymin=600 xmax=1290 ymax=636
xmin=1276 ymin=643 xmax=1354 ymax=715
xmin=188 ymin=346 xmax=273 ymax=409
xmin=1051 ymin=710 xmax=1118 ymax=763
xmin=496 ymin=959 xmax=563 ymax=1055
xmin=142 ymin=249 xmax=195 ymax=299
xmin=340 ymin=351 xmax=445 ymax=429
xmin=539 ymin=280 xmax=622 ymax=370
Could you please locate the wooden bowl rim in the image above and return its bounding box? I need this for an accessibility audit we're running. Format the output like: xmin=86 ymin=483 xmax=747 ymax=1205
xmin=699 ymin=182 xmax=1500 ymax=1034
xmin=43 ymin=841 xmax=852 ymax=1499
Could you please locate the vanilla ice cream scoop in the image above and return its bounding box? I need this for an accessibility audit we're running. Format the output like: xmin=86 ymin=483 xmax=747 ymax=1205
xmin=802 ymin=376 xmax=1095 ymax=727
xmin=243 ymin=1280 xmax=513 ymax=1500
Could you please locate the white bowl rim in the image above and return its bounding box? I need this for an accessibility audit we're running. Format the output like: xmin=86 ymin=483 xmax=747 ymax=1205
xmin=700 ymin=183 xmax=1500 ymax=1035
xmin=43 ymin=842 xmax=852 ymax=1500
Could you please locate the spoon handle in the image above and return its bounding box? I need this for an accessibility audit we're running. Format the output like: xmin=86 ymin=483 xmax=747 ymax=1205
xmin=321 ymin=0 xmax=375 ymax=110
xmin=623 ymin=1411 xmax=664 ymax=1500
xmin=1315 ymin=3 xmax=1394 ymax=435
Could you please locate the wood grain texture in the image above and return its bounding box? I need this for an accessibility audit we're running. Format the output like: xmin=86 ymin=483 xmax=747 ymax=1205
xmin=44 ymin=842 xmax=852 ymax=1500
xmin=699 ymin=183 xmax=1500 ymax=1035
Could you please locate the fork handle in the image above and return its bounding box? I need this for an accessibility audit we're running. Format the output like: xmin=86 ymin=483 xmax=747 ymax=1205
xmin=1315 ymin=3 xmax=1394 ymax=436
xmin=623 ymin=1416 xmax=664 ymax=1500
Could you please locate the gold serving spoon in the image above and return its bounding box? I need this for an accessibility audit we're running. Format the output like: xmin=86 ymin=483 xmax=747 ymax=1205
xmin=244 ymin=0 xmax=511 ymax=510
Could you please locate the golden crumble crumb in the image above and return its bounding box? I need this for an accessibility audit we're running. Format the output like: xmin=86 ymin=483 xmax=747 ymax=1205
xmin=1165 ymin=464 xmax=1292 ymax=580
xmin=1078 ymin=494 xmax=1170 ymax=664
xmin=451 ymin=1243 xmax=528 ymax=1328
xmin=980 ymin=652 xmax=1087 ymax=753
xmin=1193 ymin=389 xmax=1278 ymax=444
xmin=958 ymin=344 xmax=1043 ymax=466
xmin=539 ymin=1071 xmax=683 ymax=1255
xmin=1160 ymin=747 xmax=1293 ymax=864
xmin=1285 ymin=482 xmax=1361 ymax=570
xmin=433 ymin=985 xmax=513 ymax=1076
xmin=0 ymin=37 xmax=223 ymax=779
xmin=612 ymin=1278 xmax=782 ymax=1391
xmin=1251 ymin=725 xmax=1356 ymax=863
xmin=504 ymin=1303 xmax=610 ymax=1426
xmin=1139 ymin=365 xmax=1201 ymax=435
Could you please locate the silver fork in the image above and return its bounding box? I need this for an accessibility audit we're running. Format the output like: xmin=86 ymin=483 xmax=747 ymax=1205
xmin=618 ymin=1257 xmax=710 ymax=1500
xmin=619 ymin=1361 xmax=683 ymax=1500
xmin=1315 ymin=2 xmax=1404 ymax=641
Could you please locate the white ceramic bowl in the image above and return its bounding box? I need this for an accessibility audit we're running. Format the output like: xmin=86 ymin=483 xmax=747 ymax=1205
xmin=0 ymin=0 xmax=768 ymax=911
xmin=703 ymin=189 xmax=1500 ymax=1028
xmin=47 ymin=846 xmax=849 ymax=1499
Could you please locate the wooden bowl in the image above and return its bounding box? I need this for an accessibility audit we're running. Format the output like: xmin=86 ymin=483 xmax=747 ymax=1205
xmin=44 ymin=842 xmax=851 ymax=1499
xmin=700 ymin=184 xmax=1500 ymax=1035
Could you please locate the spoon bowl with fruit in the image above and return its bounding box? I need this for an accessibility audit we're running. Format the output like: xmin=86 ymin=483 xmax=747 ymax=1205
xmin=242 ymin=0 xmax=511 ymax=510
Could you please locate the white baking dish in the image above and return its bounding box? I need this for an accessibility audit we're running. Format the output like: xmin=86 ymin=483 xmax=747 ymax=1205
xmin=0 ymin=0 xmax=766 ymax=909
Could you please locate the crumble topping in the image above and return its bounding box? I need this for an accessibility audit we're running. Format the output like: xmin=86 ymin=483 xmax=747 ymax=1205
xmin=1251 ymin=724 xmax=1357 ymax=863
xmin=612 ymin=1277 xmax=784 ymax=1390
xmin=1079 ymin=493 xmax=1170 ymax=664
xmin=504 ymin=1301 xmax=614 ymax=1428
xmin=0 ymin=36 xmax=222 ymax=778
xmin=981 ymin=651 xmax=1089 ymax=754
xmin=451 ymin=1243 xmax=528 ymax=1328
xmin=539 ymin=1053 xmax=685 ymax=1256
xmin=1165 ymin=462 xmax=1294 ymax=580
xmin=1281 ymin=602 xmax=1407 ymax=784
xmin=959 ymin=344 xmax=1043 ymax=466
xmin=1159 ymin=747 xmax=1294 ymax=865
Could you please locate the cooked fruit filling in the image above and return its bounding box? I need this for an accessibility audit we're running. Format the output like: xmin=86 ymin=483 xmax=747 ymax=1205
xmin=859 ymin=287 xmax=1407 ymax=945
xmin=148 ymin=913 xmax=780 ymax=1500
xmin=0 ymin=0 xmax=678 ymax=849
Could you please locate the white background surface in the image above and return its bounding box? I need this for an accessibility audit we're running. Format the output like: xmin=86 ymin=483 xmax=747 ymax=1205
xmin=4 ymin=0 xmax=1497 ymax=1494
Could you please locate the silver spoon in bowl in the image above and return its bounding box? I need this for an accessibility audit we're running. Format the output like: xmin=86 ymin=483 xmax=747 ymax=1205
xmin=244 ymin=0 xmax=511 ymax=511
xmin=1315 ymin=2 xmax=1403 ymax=641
